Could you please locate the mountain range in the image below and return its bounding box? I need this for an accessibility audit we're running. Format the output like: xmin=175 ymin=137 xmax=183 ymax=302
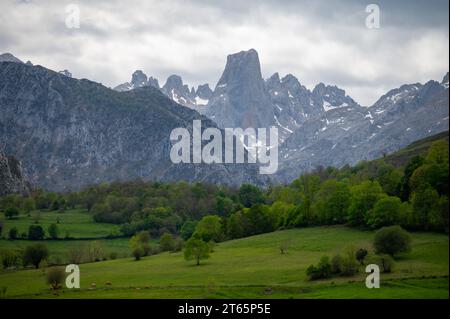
xmin=0 ymin=50 xmax=448 ymax=191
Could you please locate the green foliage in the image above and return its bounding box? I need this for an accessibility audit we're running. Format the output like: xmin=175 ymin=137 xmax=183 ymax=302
xmin=313 ymin=180 xmax=350 ymax=224
xmin=331 ymin=254 xmax=343 ymax=274
xmin=306 ymin=256 xmax=332 ymax=280
xmin=347 ymin=181 xmax=384 ymax=226
xmin=180 ymin=220 xmax=197 ymax=240
xmin=193 ymin=215 xmax=224 ymax=242
xmin=183 ymin=237 xmax=210 ymax=266
xmin=132 ymin=246 xmax=144 ymax=261
xmin=159 ymin=232 xmax=176 ymax=252
xmin=48 ymin=223 xmax=59 ymax=239
xmin=46 ymin=267 xmax=65 ymax=291
xmin=238 ymin=184 xmax=265 ymax=208
xmin=0 ymin=250 xmax=21 ymax=269
xmin=28 ymin=224 xmax=45 ymax=240
xmin=366 ymin=196 xmax=402 ymax=229
xmin=373 ymin=226 xmax=411 ymax=256
xmin=340 ymin=246 xmax=359 ymax=276
xmin=23 ymin=243 xmax=49 ymax=269
xmin=4 ymin=207 xmax=19 ymax=219
xmin=355 ymin=248 xmax=368 ymax=265
xmin=8 ymin=227 xmax=18 ymax=239
xmin=377 ymin=254 xmax=395 ymax=273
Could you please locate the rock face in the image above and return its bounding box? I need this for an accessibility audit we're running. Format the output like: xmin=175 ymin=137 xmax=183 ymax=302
xmin=0 ymin=53 xmax=23 ymax=63
xmin=0 ymin=61 xmax=264 ymax=191
xmin=205 ymin=49 xmax=275 ymax=129
xmin=0 ymin=152 xmax=29 ymax=196
xmin=277 ymin=74 xmax=449 ymax=182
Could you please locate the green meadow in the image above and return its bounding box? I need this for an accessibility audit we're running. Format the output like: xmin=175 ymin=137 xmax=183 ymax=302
xmin=0 ymin=226 xmax=448 ymax=299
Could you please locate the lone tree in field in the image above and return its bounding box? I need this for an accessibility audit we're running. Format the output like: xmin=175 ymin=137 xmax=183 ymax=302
xmin=28 ymin=225 xmax=45 ymax=240
xmin=4 ymin=207 xmax=19 ymax=219
xmin=23 ymin=243 xmax=49 ymax=269
xmin=373 ymin=225 xmax=411 ymax=257
xmin=48 ymin=223 xmax=59 ymax=239
xmin=184 ymin=238 xmax=210 ymax=266
xmin=46 ymin=267 xmax=65 ymax=291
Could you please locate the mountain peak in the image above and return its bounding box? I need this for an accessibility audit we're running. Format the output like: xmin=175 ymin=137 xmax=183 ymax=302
xmin=0 ymin=53 xmax=23 ymax=64
xmin=441 ymin=72 xmax=449 ymax=88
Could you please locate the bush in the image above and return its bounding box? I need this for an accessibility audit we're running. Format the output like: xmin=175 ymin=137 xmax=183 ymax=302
xmin=67 ymin=246 xmax=85 ymax=264
xmin=159 ymin=233 xmax=175 ymax=252
xmin=4 ymin=207 xmax=19 ymax=219
xmin=23 ymin=244 xmax=49 ymax=269
xmin=46 ymin=267 xmax=65 ymax=291
xmin=48 ymin=223 xmax=59 ymax=239
xmin=8 ymin=227 xmax=18 ymax=240
xmin=109 ymin=252 xmax=118 ymax=260
xmin=356 ymin=248 xmax=368 ymax=265
xmin=132 ymin=246 xmax=144 ymax=261
xmin=341 ymin=247 xmax=359 ymax=276
xmin=1 ymin=250 xmax=21 ymax=270
xmin=331 ymin=254 xmax=343 ymax=274
xmin=373 ymin=225 xmax=411 ymax=256
xmin=378 ymin=254 xmax=395 ymax=273
xmin=28 ymin=225 xmax=45 ymax=240
xmin=306 ymin=256 xmax=332 ymax=280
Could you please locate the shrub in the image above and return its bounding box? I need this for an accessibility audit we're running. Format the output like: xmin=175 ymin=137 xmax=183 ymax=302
xmin=331 ymin=254 xmax=343 ymax=274
xmin=1 ymin=250 xmax=21 ymax=270
xmin=306 ymin=256 xmax=332 ymax=280
xmin=8 ymin=227 xmax=18 ymax=240
xmin=46 ymin=267 xmax=65 ymax=291
xmin=378 ymin=254 xmax=395 ymax=273
xmin=132 ymin=246 xmax=144 ymax=261
xmin=4 ymin=207 xmax=19 ymax=219
xmin=23 ymin=244 xmax=49 ymax=269
xmin=341 ymin=247 xmax=359 ymax=276
xmin=373 ymin=225 xmax=411 ymax=256
xmin=159 ymin=232 xmax=175 ymax=252
xmin=172 ymin=237 xmax=184 ymax=252
xmin=67 ymin=246 xmax=85 ymax=264
xmin=28 ymin=225 xmax=45 ymax=240
xmin=356 ymin=248 xmax=368 ymax=265
xmin=366 ymin=196 xmax=401 ymax=228
xmin=48 ymin=223 xmax=59 ymax=239
xmin=109 ymin=252 xmax=117 ymax=260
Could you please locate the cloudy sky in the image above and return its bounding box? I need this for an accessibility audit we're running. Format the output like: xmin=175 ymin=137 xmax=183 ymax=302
xmin=0 ymin=0 xmax=448 ymax=105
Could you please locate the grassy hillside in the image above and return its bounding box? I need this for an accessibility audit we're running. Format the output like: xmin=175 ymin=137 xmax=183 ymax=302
xmin=385 ymin=130 xmax=449 ymax=167
xmin=0 ymin=209 xmax=120 ymax=239
xmin=0 ymin=226 xmax=447 ymax=299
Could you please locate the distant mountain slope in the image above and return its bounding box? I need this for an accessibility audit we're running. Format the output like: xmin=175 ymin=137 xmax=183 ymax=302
xmin=384 ymin=130 xmax=449 ymax=167
xmin=0 ymin=151 xmax=29 ymax=196
xmin=0 ymin=61 xmax=263 ymax=191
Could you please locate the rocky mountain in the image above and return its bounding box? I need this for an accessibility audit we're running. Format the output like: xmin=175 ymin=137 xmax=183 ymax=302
xmin=0 ymin=53 xmax=23 ymax=63
xmin=0 ymin=61 xmax=264 ymax=191
xmin=277 ymin=73 xmax=449 ymax=182
xmin=114 ymin=70 xmax=211 ymax=110
xmin=0 ymin=151 xmax=29 ymax=196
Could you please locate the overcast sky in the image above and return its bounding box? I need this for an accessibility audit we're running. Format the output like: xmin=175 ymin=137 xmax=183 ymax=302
xmin=0 ymin=0 xmax=448 ymax=105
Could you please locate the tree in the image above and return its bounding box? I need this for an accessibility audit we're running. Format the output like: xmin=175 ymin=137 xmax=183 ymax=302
xmin=306 ymin=256 xmax=332 ymax=280
xmin=23 ymin=244 xmax=49 ymax=268
xmin=279 ymin=240 xmax=291 ymax=254
xmin=28 ymin=225 xmax=45 ymax=240
xmin=356 ymin=248 xmax=368 ymax=265
xmin=193 ymin=215 xmax=224 ymax=242
xmin=8 ymin=227 xmax=18 ymax=239
xmin=410 ymin=187 xmax=440 ymax=230
xmin=1 ymin=250 xmax=21 ymax=269
xmin=183 ymin=238 xmax=210 ymax=266
xmin=180 ymin=220 xmax=197 ymax=240
xmin=373 ymin=226 xmax=411 ymax=257
xmin=22 ymin=198 xmax=36 ymax=217
xmin=0 ymin=220 xmax=3 ymax=238
xmin=4 ymin=207 xmax=19 ymax=220
xmin=159 ymin=232 xmax=175 ymax=252
xmin=48 ymin=223 xmax=59 ymax=239
xmin=313 ymin=180 xmax=351 ymax=224
xmin=398 ymin=156 xmax=425 ymax=201
xmin=347 ymin=181 xmax=384 ymax=226
xmin=238 ymin=184 xmax=265 ymax=208
xmin=46 ymin=267 xmax=65 ymax=291
xmin=132 ymin=246 xmax=144 ymax=261
xmin=366 ymin=196 xmax=401 ymax=229
xmin=341 ymin=246 xmax=359 ymax=276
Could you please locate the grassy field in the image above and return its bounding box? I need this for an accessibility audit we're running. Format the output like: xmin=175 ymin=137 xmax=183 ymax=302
xmin=0 ymin=226 xmax=448 ymax=299
xmin=0 ymin=209 xmax=120 ymax=239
